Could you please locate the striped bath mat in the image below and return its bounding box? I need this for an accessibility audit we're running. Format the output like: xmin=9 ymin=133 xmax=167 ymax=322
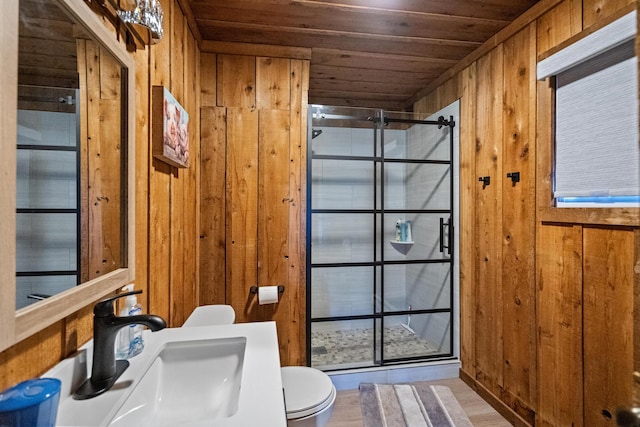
xmin=359 ymin=383 xmax=474 ymax=427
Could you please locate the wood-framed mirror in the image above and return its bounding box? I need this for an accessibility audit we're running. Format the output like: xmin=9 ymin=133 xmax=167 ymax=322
xmin=0 ymin=0 xmax=135 ymax=352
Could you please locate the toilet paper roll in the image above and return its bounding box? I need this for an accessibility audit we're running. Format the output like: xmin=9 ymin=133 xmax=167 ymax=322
xmin=258 ymin=286 xmax=279 ymax=305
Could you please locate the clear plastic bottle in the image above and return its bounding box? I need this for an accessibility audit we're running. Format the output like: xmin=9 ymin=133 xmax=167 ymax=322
xmin=127 ymin=296 xmax=144 ymax=358
xmin=115 ymin=284 xmax=145 ymax=359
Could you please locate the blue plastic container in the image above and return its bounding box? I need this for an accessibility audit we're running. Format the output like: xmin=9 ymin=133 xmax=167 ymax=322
xmin=0 ymin=378 xmax=61 ymax=427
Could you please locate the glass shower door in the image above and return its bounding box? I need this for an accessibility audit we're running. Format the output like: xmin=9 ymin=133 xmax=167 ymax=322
xmin=308 ymin=106 xmax=455 ymax=370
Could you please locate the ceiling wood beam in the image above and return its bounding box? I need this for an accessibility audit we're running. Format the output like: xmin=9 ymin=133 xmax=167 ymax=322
xmin=310 ymin=88 xmax=408 ymax=101
xmin=310 ymin=96 xmax=408 ymax=110
xmin=294 ymin=0 xmax=537 ymax=21
xmin=311 ymin=65 xmax=437 ymax=84
xmin=190 ymin=2 xmax=510 ymax=42
xmin=202 ymin=41 xmax=312 ymax=60
xmin=310 ymin=79 xmax=422 ymax=96
xmin=197 ymin=21 xmax=481 ymax=60
xmin=312 ymin=48 xmax=458 ymax=71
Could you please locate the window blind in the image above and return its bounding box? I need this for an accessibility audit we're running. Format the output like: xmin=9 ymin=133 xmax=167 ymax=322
xmin=554 ymin=40 xmax=639 ymax=199
xmin=537 ymin=10 xmax=639 ymax=206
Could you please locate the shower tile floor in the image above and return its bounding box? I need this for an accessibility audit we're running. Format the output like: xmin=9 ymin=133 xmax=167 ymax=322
xmin=311 ymin=325 xmax=439 ymax=369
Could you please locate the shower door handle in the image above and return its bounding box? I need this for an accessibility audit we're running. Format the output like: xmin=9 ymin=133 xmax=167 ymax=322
xmin=439 ymin=217 xmax=452 ymax=255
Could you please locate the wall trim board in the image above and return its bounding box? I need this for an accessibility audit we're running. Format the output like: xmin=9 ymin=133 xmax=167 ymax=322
xmin=459 ymin=369 xmax=532 ymax=427
xmin=634 ymin=228 xmax=640 ymax=404
xmin=538 ymin=3 xmax=637 ymax=63
xmin=202 ymin=41 xmax=312 ymax=60
xmin=0 ymin=0 xmax=18 ymax=352
xmin=407 ymin=0 xmax=565 ymax=107
xmin=174 ymin=0 xmax=202 ymax=46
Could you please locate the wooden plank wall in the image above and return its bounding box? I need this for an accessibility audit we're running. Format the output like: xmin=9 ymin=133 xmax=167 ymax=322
xmin=414 ymin=0 xmax=640 ymax=426
xmin=0 ymin=0 xmax=199 ymax=391
xmin=200 ymin=53 xmax=309 ymax=366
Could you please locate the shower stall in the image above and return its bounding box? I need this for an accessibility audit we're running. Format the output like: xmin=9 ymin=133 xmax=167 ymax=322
xmin=307 ymin=105 xmax=458 ymax=370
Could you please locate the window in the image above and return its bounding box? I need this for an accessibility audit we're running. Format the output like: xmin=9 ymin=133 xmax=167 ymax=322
xmin=537 ymin=11 xmax=640 ymax=208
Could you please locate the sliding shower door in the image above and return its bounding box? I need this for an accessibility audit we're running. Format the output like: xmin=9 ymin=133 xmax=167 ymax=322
xmin=307 ymin=106 xmax=456 ymax=370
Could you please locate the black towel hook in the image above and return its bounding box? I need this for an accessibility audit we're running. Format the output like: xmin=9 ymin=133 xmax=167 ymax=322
xmin=478 ymin=176 xmax=490 ymax=189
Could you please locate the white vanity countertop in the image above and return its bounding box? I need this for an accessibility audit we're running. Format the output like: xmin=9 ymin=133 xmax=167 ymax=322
xmin=46 ymin=321 xmax=287 ymax=427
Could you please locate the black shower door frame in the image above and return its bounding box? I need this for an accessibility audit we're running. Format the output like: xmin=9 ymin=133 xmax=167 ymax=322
xmin=306 ymin=107 xmax=456 ymax=369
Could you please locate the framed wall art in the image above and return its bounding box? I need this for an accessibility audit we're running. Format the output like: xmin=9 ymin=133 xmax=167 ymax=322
xmin=152 ymin=86 xmax=189 ymax=168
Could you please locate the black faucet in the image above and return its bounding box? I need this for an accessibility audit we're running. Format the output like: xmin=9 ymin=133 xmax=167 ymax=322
xmin=73 ymin=290 xmax=166 ymax=400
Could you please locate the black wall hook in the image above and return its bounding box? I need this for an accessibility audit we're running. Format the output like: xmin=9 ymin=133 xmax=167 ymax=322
xmin=506 ymin=172 xmax=520 ymax=186
xmin=478 ymin=176 xmax=490 ymax=189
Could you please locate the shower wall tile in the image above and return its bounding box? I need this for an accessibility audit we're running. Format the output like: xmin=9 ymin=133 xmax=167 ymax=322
xmin=311 ymin=267 xmax=374 ymax=318
xmin=406 ymin=263 xmax=451 ymax=310
xmin=351 ymin=128 xmax=376 ymax=157
xmin=412 ymin=312 xmax=451 ymax=354
xmin=311 ymin=127 xmax=351 ymax=156
xmin=382 ymin=129 xmax=408 ymax=159
xmin=18 ymin=110 xmax=77 ymax=147
xmin=311 ymin=214 xmax=374 ymax=264
xmin=17 ymin=150 xmax=77 ymax=209
xmin=16 ymin=276 xmax=76 ymax=310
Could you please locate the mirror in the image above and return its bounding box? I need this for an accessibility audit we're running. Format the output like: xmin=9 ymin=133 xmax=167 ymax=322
xmin=17 ymin=0 xmax=127 ymax=310
xmin=5 ymin=0 xmax=135 ymax=347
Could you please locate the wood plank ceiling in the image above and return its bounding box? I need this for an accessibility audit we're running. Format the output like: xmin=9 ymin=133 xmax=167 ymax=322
xmin=188 ymin=0 xmax=541 ymax=111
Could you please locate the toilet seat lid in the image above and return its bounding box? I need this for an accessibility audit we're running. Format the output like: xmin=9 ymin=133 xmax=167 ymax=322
xmin=282 ymin=366 xmax=335 ymax=419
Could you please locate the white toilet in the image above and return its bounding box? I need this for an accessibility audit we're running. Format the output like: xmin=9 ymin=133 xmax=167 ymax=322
xmin=281 ymin=366 xmax=336 ymax=427
xmin=183 ymin=306 xmax=336 ymax=426
xmin=182 ymin=305 xmax=236 ymax=327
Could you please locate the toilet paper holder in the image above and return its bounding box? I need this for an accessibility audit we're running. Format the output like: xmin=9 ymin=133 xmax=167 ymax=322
xmin=249 ymin=285 xmax=285 ymax=295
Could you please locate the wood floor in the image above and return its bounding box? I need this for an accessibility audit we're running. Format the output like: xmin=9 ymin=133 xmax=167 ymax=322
xmin=327 ymin=378 xmax=512 ymax=427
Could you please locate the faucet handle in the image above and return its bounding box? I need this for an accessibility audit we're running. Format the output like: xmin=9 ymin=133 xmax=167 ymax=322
xmin=94 ymin=289 xmax=142 ymax=317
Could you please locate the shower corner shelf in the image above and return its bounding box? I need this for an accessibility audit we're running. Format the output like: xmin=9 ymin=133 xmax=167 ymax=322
xmin=390 ymin=240 xmax=414 ymax=245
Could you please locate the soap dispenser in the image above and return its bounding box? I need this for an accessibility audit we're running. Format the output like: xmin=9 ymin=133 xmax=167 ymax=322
xmin=115 ymin=284 xmax=144 ymax=359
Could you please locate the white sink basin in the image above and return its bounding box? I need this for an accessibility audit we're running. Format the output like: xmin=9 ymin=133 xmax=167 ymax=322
xmin=47 ymin=322 xmax=286 ymax=427
xmin=109 ymin=337 xmax=246 ymax=426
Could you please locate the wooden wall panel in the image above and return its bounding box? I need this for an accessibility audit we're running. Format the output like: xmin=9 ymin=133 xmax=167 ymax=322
xmin=199 ymin=107 xmax=227 ymax=305
xmin=536 ymin=224 xmax=583 ymax=427
xmin=133 ymin=38 xmax=150 ymax=309
xmin=473 ymin=45 xmax=504 ymax=397
xmin=414 ymin=1 xmax=639 ymax=426
xmin=147 ymin=0 xmax=173 ymax=323
xmin=635 ymin=228 xmax=640 ymax=406
xmin=458 ymin=63 xmax=477 ymax=379
xmin=200 ymin=53 xmax=309 ymax=365
xmin=583 ymin=227 xmax=635 ymax=425
xmin=536 ymin=0 xmax=582 ymax=55
xmin=169 ymin=6 xmax=186 ymax=327
xmin=226 ymin=107 xmax=259 ymax=313
xmin=200 ymin=53 xmax=216 ymax=108
xmin=80 ymin=41 xmax=123 ymax=281
xmin=181 ymin=18 xmax=200 ymax=324
xmin=257 ymin=109 xmax=291 ymax=359
xmin=217 ymin=55 xmax=256 ymax=109
xmin=583 ymin=0 xmax=636 ymax=26
xmin=77 ymin=40 xmax=90 ymax=284
xmin=287 ymin=59 xmax=309 ymax=365
xmin=500 ymin=24 xmax=537 ymax=420
xmin=0 ymin=324 xmax=64 ymax=388
xmin=257 ymin=58 xmax=291 ymax=110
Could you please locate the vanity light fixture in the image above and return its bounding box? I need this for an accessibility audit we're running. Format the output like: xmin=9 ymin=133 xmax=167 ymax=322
xmin=117 ymin=0 xmax=164 ymax=43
